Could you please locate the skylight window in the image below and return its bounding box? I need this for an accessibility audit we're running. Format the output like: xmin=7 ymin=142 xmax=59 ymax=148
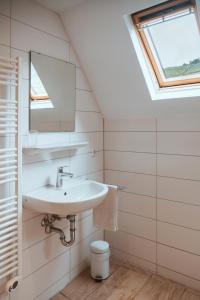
xmin=132 ymin=0 xmax=200 ymax=88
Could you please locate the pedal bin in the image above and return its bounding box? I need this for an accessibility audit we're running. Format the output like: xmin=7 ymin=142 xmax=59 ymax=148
xmin=90 ymin=240 xmax=110 ymax=281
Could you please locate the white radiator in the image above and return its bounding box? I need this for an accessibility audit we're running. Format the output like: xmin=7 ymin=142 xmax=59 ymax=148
xmin=0 ymin=56 xmax=22 ymax=293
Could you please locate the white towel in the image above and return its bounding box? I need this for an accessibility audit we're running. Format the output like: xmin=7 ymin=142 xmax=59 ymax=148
xmin=93 ymin=184 xmax=118 ymax=231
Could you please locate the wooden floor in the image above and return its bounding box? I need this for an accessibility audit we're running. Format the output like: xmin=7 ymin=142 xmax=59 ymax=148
xmin=51 ymin=260 xmax=200 ymax=300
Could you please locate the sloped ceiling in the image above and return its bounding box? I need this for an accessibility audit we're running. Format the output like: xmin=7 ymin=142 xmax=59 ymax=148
xmin=36 ymin=0 xmax=88 ymax=13
xmin=61 ymin=0 xmax=200 ymax=118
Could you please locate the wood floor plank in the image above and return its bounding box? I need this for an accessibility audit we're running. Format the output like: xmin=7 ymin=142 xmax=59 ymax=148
xmin=133 ymin=274 xmax=185 ymax=300
xmin=61 ymin=268 xmax=101 ymax=300
xmin=86 ymin=266 xmax=150 ymax=300
xmin=50 ymin=293 xmax=68 ymax=300
xmin=54 ymin=260 xmax=200 ymax=300
xmin=181 ymin=289 xmax=200 ymax=300
xmin=61 ymin=262 xmax=121 ymax=300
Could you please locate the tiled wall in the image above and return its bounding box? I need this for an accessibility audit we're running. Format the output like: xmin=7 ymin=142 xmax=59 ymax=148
xmin=0 ymin=0 xmax=103 ymax=299
xmin=104 ymin=117 xmax=200 ymax=291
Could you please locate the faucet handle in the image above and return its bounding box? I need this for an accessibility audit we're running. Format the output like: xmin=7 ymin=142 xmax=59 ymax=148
xmin=58 ymin=166 xmax=69 ymax=173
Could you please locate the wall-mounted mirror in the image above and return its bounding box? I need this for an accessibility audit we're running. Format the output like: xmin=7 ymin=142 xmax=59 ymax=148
xmin=29 ymin=51 xmax=76 ymax=132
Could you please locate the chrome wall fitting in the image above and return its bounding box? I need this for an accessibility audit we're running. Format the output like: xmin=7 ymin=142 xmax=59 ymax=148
xmin=41 ymin=214 xmax=76 ymax=247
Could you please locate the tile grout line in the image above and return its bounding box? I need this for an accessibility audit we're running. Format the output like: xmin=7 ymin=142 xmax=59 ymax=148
xmin=105 ymin=168 xmax=200 ymax=183
xmin=104 ymin=149 xmax=200 ymax=158
xmin=103 ymin=118 xmax=106 ymax=242
xmin=155 ymin=118 xmax=158 ymax=275
xmin=104 ymin=130 xmax=200 ymax=133
xmin=9 ymin=2 xmax=12 ymax=300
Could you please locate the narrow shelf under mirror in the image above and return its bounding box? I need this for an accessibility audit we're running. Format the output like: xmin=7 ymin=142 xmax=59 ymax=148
xmin=23 ymin=141 xmax=88 ymax=156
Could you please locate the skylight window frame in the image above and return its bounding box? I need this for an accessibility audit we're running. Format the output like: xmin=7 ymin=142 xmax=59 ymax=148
xmin=131 ymin=0 xmax=200 ymax=88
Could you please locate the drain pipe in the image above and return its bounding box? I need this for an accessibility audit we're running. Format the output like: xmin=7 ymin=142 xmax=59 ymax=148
xmin=41 ymin=214 xmax=76 ymax=247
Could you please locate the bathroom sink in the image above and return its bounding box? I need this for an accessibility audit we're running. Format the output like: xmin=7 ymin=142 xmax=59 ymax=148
xmin=23 ymin=180 xmax=108 ymax=215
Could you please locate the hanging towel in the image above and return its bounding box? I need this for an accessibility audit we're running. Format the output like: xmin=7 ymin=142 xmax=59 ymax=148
xmin=93 ymin=184 xmax=118 ymax=231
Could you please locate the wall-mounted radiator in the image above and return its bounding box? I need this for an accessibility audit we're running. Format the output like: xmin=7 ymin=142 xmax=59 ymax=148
xmin=0 ymin=56 xmax=22 ymax=294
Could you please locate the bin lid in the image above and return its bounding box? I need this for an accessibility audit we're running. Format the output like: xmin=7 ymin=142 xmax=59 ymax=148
xmin=90 ymin=240 xmax=109 ymax=254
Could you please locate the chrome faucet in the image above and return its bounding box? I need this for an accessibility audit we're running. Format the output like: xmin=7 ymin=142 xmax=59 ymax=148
xmin=56 ymin=166 xmax=74 ymax=188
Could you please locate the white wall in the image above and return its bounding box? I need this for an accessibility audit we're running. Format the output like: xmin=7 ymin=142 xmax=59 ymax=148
xmin=0 ymin=0 xmax=103 ymax=299
xmin=61 ymin=0 xmax=200 ymax=119
xmin=104 ymin=117 xmax=200 ymax=291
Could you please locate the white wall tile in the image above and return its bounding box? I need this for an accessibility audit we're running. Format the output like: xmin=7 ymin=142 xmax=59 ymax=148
xmin=0 ymin=291 xmax=9 ymax=300
xmin=76 ymin=68 xmax=91 ymax=91
xmin=0 ymin=44 xmax=10 ymax=57
xmin=104 ymin=132 xmax=156 ymax=153
xmin=69 ymin=45 xmax=80 ymax=67
xmin=157 ymin=176 xmax=200 ymax=205
xmin=0 ymin=15 xmax=10 ymax=46
xmin=22 ymin=215 xmax=49 ymax=249
xmin=76 ymin=89 xmax=100 ymax=112
xmin=76 ymin=111 xmax=103 ymax=132
xmin=118 ymin=211 xmax=156 ymax=241
xmin=11 ymin=0 xmax=67 ymax=41
xmin=0 ymin=0 xmax=10 ymax=16
xmin=157 ymin=198 xmax=200 ymax=230
xmin=118 ymin=192 xmax=156 ymax=219
xmin=105 ymin=170 xmax=156 ymax=197
xmin=157 ymin=244 xmax=200 ymax=281
xmin=71 ymin=151 xmax=103 ymax=177
xmin=23 ymin=233 xmax=69 ymax=277
xmin=158 ymin=221 xmax=200 ymax=256
xmin=111 ymin=247 xmax=156 ymax=273
xmin=157 ymin=132 xmax=200 ymax=156
xmin=11 ymin=20 xmax=68 ymax=60
xmin=21 ymin=252 xmax=70 ymax=300
xmin=106 ymin=231 xmax=156 ymax=263
xmin=22 ymin=207 xmax=39 ymax=222
xmin=75 ymin=213 xmax=97 ymax=244
xmin=157 ymin=117 xmax=200 ymax=131
xmin=71 ymin=132 xmax=103 ymax=154
xmin=157 ymin=154 xmax=200 ymax=180
xmin=105 ymin=151 xmax=156 ymax=175
xmin=20 ymin=79 xmax=29 ymax=108
xmin=21 ymin=107 xmax=29 ymax=135
xmin=104 ymin=118 xmax=156 ymax=132
xmin=87 ymin=170 xmax=103 ymax=182
xmin=157 ymin=266 xmax=200 ymax=291
xmin=35 ymin=274 xmax=70 ymax=300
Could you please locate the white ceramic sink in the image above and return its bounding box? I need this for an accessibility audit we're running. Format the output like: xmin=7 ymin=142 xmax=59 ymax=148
xmin=23 ymin=180 xmax=108 ymax=215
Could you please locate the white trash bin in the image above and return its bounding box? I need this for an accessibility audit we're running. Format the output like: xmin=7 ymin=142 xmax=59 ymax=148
xmin=90 ymin=240 xmax=110 ymax=282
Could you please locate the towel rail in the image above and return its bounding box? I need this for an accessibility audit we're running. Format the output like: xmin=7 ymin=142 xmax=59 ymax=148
xmin=0 ymin=243 xmax=18 ymax=253
xmin=0 ymin=62 xmax=17 ymax=69
xmin=0 ymin=105 xmax=17 ymax=110
xmin=0 ymin=56 xmax=22 ymax=292
xmin=0 ymin=55 xmax=17 ymax=63
xmin=0 ymin=249 xmax=18 ymax=262
xmin=106 ymin=184 xmax=126 ymax=191
xmin=116 ymin=185 xmax=126 ymax=191
xmin=0 ymin=220 xmax=17 ymax=231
